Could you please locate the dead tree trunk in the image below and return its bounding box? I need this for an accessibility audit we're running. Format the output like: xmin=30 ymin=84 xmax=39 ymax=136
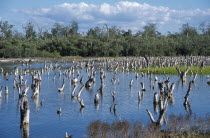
xmin=85 ymin=77 xmax=94 ymax=88
xmin=146 ymin=96 xmax=168 ymax=125
xmin=79 ymin=99 xmax=85 ymax=108
xmin=21 ymin=123 xmax=29 ymax=138
xmin=58 ymin=79 xmax=65 ymax=92
xmin=192 ymin=71 xmax=198 ymax=83
xmin=97 ymin=83 xmax=105 ymax=93
xmin=20 ymin=97 xmax=30 ymax=125
xmin=168 ymin=83 xmax=175 ymax=98
xmin=158 ymin=82 xmax=164 ymax=95
xmin=76 ymin=85 xmax=85 ymax=99
xmin=153 ymin=92 xmax=159 ymax=105
xmin=176 ymin=66 xmax=190 ymax=82
xmin=71 ymin=85 xmax=77 ymax=98
xmin=184 ymin=81 xmax=192 ymax=106
xmin=94 ymin=93 xmax=99 ymax=105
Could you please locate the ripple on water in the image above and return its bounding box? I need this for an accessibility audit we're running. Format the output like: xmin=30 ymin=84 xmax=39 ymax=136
xmin=0 ymin=62 xmax=210 ymax=137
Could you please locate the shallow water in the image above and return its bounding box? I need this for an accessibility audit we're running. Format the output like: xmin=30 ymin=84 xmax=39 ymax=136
xmin=0 ymin=62 xmax=210 ymax=138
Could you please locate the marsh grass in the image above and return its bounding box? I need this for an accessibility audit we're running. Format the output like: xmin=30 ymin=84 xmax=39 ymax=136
xmin=87 ymin=121 xmax=110 ymax=138
xmin=136 ymin=66 xmax=210 ymax=75
xmin=87 ymin=113 xmax=210 ymax=138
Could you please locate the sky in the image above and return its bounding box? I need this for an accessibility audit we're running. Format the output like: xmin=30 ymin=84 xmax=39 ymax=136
xmin=0 ymin=0 xmax=210 ymax=34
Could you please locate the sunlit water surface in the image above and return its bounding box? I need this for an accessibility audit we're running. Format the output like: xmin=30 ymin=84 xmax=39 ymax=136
xmin=0 ymin=62 xmax=210 ymax=137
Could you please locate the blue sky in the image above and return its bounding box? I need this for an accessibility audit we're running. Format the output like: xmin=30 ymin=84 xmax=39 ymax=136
xmin=0 ymin=0 xmax=210 ymax=34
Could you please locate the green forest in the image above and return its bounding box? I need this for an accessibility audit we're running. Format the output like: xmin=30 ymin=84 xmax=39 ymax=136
xmin=0 ymin=21 xmax=210 ymax=58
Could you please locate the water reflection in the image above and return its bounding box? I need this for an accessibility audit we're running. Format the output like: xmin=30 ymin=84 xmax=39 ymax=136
xmin=0 ymin=98 xmax=2 ymax=108
xmin=184 ymin=102 xmax=192 ymax=114
xmin=20 ymin=124 xmax=29 ymax=138
xmin=153 ymin=103 xmax=159 ymax=114
xmin=0 ymin=61 xmax=209 ymax=138
xmin=168 ymin=96 xmax=175 ymax=105
xmin=80 ymin=106 xmax=85 ymax=113
xmin=33 ymin=95 xmax=39 ymax=111
xmin=5 ymin=94 xmax=8 ymax=102
xmin=95 ymin=103 xmax=99 ymax=111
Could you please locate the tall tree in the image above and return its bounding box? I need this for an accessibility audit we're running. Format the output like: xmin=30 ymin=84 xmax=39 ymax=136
xmin=51 ymin=22 xmax=64 ymax=38
xmin=0 ymin=21 xmax=14 ymax=40
xmin=23 ymin=22 xmax=36 ymax=40
xmin=180 ymin=23 xmax=197 ymax=37
xmin=143 ymin=23 xmax=159 ymax=38
xmin=70 ymin=21 xmax=78 ymax=36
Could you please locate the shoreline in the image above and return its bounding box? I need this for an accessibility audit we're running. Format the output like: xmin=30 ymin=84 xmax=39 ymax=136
xmin=0 ymin=58 xmax=80 ymax=63
xmin=0 ymin=56 xmax=210 ymax=63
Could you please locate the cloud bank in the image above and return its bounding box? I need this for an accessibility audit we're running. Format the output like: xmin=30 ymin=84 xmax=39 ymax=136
xmin=14 ymin=1 xmax=210 ymax=33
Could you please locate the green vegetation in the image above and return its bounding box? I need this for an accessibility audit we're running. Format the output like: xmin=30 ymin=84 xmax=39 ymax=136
xmin=0 ymin=20 xmax=210 ymax=58
xmin=136 ymin=66 xmax=210 ymax=75
xmin=61 ymin=56 xmax=82 ymax=59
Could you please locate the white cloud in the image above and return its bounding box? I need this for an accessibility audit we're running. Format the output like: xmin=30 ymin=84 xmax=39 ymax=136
xmin=14 ymin=1 xmax=210 ymax=33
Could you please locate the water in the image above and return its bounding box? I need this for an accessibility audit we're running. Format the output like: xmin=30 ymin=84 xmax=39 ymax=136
xmin=0 ymin=62 xmax=210 ymax=138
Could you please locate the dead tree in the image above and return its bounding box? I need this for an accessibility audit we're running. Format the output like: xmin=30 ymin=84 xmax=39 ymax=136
xmin=31 ymin=83 xmax=40 ymax=98
xmin=71 ymin=85 xmax=77 ymax=98
xmin=200 ymin=61 xmax=205 ymax=70
xmin=192 ymin=71 xmax=198 ymax=83
xmin=71 ymin=77 xmax=78 ymax=85
xmin=85 ymin=76 xmax=94 ymax=88
xmin=79 ymin=99 xmax=85 ymax=108
xmin=94 ymin=93 xmax=99 ymax=105
xmin=79 ymin=76 xmax=83 ymax=84
xmin=184 ymin=81 xmax=192 ymax=106
xmin=20 ymin=96 xmax=30 ymax=125
xmin=58 ymin=79 xmax=65 ymax=92
xmin=76 ymin=85 xmax=85 ymax=99
xmin=130 ymin=79 xmax=133 ymax=87
xmin=113 ymin=104 xmax=117 ymax=116
xmin=97 ymin=83 xmax=105 ymax=93
xmin=146 ymin=96 xmax=168 ymax=125
xmin=111 ymin=91 xmax=116 ymax=102
xmin=153 ymin=92 xmax=160 ymax=114
xmin=0 ymin=86 xmax=2 ymax=98
xmin=4 ymin=86 xmax=8 ymax=96
xmin=138 ymin=91 xmax=141 ymax=101
xmin=176 ymin=66 xmax=190 ymax=82
xmin=141 ymin=82 xmax=146 ymax=91
xmin=167 ymin=83 xmax=175 ymax=98
xmin=153 ymin=92 xmax=159 ymax=105
xmin=158 ymin=82 xmax=164 ymax=95
xmin=21 ymin=123 xmax=29 ymax=138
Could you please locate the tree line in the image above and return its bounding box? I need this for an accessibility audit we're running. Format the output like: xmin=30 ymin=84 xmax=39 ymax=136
xmin=0 ymin=20 xmax=210 ymax=58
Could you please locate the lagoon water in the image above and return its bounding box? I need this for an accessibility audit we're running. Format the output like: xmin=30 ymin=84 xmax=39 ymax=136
xmin=0 ymin=62 xmax=210 ymax=137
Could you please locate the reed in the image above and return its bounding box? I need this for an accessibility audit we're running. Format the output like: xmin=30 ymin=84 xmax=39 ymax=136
xmin=87 ymin=113 xmax=210 ymax=138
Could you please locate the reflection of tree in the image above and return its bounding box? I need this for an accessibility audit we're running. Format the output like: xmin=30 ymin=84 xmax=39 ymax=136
xmin=184 ymin=102 xmax=192 ymax=114
xmin=21 ymin=123 xmax=29 ymax=138
xmin=20 ymin=95 xmax=30 ymax=138
xmin=33 ymin=94 xmax=40 ymax=112
xmin=147 ymin=95 xmax=168 ymax=125
xmin=168 ymin=96 xmax=174 ymax=105
xmin=183 ymin=81 xmax=193 ymax=114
